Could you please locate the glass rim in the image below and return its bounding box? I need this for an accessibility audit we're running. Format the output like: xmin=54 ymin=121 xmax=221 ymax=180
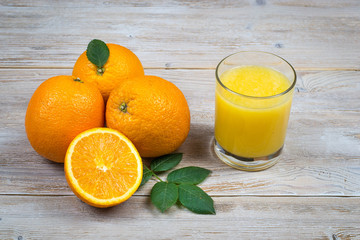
xmin=215 ymin=51 xmax=297 ymax=99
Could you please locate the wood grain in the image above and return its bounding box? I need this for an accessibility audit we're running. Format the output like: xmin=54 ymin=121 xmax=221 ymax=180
xmin=0 ymin=0 xmax=359 ymax=69
xmin=1 ymin=1 xmax=360 ymax=239
xmin=1 ymin=69 xmax=359 ymax=196
xmin=0 ymin=195 xmax=359 ymax=239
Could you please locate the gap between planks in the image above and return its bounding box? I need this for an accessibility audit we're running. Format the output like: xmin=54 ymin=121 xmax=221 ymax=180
xmin=0 ymin=66 xmax=359 ymax=71
xmin=1 ymin=193 xmax=359 ymax=198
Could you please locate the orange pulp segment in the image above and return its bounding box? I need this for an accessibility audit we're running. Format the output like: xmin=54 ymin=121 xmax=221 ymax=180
xmin=65 ymin=128 xmax=142 ymax=208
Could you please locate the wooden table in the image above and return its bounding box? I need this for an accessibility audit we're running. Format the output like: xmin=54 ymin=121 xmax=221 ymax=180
xmin=1 ymin=1 xmax=360 ymax=239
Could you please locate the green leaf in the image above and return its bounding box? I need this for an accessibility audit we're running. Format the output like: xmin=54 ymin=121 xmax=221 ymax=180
xmin=150 ymin=153 xmax=182 ymax=172
xmin=178 ymin=184 xmax=215 ymax=214
xmin=167 ymin=166 xmax=211 ymax=185
xmin=151 ymin=182 xmax=178 ymax=213
xmin=139 ymin=165 xmax=153 ymax=188
xmin=86 ymin=39 xmax=109 ymax=68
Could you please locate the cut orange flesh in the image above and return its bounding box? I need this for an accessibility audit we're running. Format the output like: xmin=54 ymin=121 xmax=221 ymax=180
xmin=65 ymin=128 xmax=142 ymax=208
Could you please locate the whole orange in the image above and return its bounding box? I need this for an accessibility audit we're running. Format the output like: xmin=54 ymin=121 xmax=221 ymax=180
xmin=106 ymin=75 xmax=190 ymax=158
xmin=25 ymin=75 xmax=105 ymax=163
xmin=72 ymin=43 xmax=144 ymax=102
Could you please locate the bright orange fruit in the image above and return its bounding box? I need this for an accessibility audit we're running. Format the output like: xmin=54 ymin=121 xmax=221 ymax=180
xmin=25 ymin=75 xmax=104 ymax=163
xmin=64 ymin=128 xmax=143 ymax=208
xmin=72 ymin=43 xmax=144 ymax=102
xmin=106 ymin=75 xmax=191 ymax=158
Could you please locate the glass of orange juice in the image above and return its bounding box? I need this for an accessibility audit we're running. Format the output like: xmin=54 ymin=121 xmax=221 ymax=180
xmin=214 ymin=51 xmax=296 ymax=171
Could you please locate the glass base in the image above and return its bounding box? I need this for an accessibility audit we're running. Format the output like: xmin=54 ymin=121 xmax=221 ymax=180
xmin=213 ymin=140 xmax=282 ymax=171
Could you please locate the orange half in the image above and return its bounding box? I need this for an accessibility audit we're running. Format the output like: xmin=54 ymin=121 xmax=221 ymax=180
xmin=64 ymin=128 xmax=142 ymax=208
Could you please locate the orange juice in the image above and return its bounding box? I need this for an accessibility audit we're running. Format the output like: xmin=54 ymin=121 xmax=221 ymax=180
xmin=215 ymin=65 xmax=293 ymax=158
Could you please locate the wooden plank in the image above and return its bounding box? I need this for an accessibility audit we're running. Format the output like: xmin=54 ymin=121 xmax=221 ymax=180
xmin=1 ymin=2 xmax=359 ymax=239
xmin=0 ymin=195 xmax=359 ymax=239
xmin=1 ymin=69 xmax=359 ymax=196
xmin=0 ymin=1 xmax=359 ymax=69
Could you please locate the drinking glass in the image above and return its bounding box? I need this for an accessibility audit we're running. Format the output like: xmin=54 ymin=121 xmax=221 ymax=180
xmin=214 ymin=51 xmax=296 ymax=171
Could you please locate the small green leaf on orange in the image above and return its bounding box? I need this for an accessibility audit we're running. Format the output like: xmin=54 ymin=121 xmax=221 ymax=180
xmin=86 ymin=39 xmax=109 ymax=68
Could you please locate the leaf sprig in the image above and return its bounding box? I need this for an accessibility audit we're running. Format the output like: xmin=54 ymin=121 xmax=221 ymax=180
xmin=86 ymin=39 xmax=109 ymax=75
xmin=140 ymin=153 xmax=215 ymax=215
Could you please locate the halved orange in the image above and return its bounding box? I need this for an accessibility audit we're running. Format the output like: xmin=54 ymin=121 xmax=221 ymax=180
xmin=64 ymin=128 xmax=142 ymax=208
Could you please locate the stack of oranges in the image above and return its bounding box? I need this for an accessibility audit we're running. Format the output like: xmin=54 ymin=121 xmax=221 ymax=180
xmin=25 ymin=39 xmax=190 ymax=208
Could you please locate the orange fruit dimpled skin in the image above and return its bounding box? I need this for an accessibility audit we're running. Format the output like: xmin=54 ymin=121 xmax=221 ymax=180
xmin=25 ymin=75 xmax=105 ymax=163
xmin=106 ymin=75 xmax=191 ymax=158
xmin=65 ymin=128 xmax=143 ymax=208
xmin=72 ymin=43 xmax=144 ymax=102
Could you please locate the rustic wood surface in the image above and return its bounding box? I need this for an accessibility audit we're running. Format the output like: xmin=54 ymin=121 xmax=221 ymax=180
xmin=1 ymin=1 xmax=360 ymax=239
